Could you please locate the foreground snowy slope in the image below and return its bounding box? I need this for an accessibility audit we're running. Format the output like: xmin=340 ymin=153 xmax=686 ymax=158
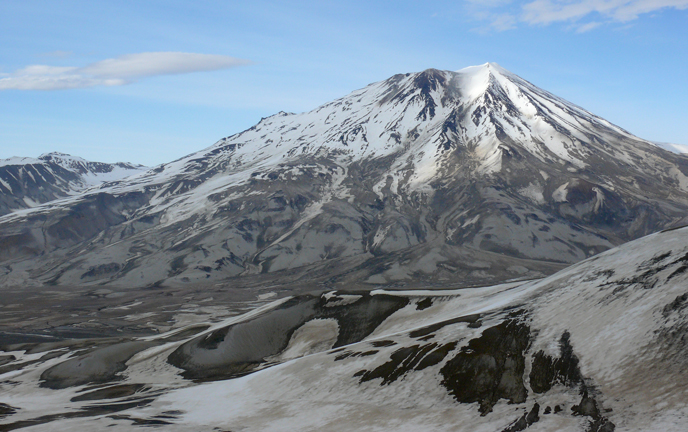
xmin=1 ymin=224 xmax=687 ymax=431
xmin=1 ymin=63 xmax=688 ymax=288
xmin=0 ymin=152 xmax=147 ymax=216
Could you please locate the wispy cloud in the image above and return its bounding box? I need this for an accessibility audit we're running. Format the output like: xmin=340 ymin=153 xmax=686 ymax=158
xmin=464 ymin=0 xmax=516 ymax=21
xmin=466 ymin=0 xmax=688 ymax=32
xmin=575 ymin=21 xmax=603 ymax=32
xmin=491 ymin=13 xmax=519 ymax=30
xmin=0 ymin=52 xmax=251 ymax=91
xmin=39 ymin=50 xmax=74 ymax=59
xmin=523 ymin=0 xmax=688 ymax=24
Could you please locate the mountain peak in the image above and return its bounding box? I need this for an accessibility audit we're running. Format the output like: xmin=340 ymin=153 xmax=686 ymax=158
xmin=457 ymin=61 xmax=505 ymax=72
xmin=39 ymin=151 xmax=74 ymax=158
xmin=38 ymin=152 xmax=88 ymax=165
xmin=453 ymin=62 xmax=514 ymax=100
xmin=382 ymin=63 xmax=519 ymax=107
xmin=203 ymin=62 xmax=643 ymax=183
xmin=380 ymin=64 xmax=515 ymax=105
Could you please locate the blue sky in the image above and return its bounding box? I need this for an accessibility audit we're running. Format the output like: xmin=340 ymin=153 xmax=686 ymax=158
xmin=1 ymin=0 xmax=687 ymax=166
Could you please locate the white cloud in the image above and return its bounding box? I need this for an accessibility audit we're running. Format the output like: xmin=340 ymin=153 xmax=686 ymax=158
xmin=612 ymin=0 xmax=688 ymax=20
xmin=0 ymin=52 xmax=250 ymax=91
xmin=464 ymin=0 xmax=688 ymax=32
xmin=39 ymin=50 xmax=74 ymax=59
xmin=465 ymin=0 xmax=514 ymax=6
xmin=522 ymin=0 xmax=688 ymax=25
xmin=491 ymin=13 xmax=519 ymax=30
xmin=575 ymin=21 xmax=603 ymax=32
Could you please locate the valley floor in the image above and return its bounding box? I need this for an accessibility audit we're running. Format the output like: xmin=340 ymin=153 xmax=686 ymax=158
xmin=2 ymin=227 xmax=688 ymax=431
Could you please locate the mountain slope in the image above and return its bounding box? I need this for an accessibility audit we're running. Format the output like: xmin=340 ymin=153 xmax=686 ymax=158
xmin=1 ymin=224 xmax=687 ymax=431
xmin=0 ymin=152 xmax=147 ymax=216
xmin=1 ymin=63 xmax=688 ymax=288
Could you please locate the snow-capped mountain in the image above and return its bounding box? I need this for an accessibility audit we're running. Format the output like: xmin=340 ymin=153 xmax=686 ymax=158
xmin=0 ymin=152 xmax=147 ymax=216
xmin=1 ymin=219 xmax=687 ymax=431
xmin=1 ymin=63 xmax=688 ymax=288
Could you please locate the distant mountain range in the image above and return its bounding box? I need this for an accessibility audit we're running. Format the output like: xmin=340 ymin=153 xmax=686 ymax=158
xmin=0 ymin=152 xmax=147 ymax=216
xmin=1 ymin=63 xmax=688 ymax=289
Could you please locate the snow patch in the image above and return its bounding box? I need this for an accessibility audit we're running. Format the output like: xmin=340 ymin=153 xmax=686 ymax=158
xmin=552 ymin=182 xmax=569 ymax=202
xmin=518 ymin=183 xmax=545 ymax=204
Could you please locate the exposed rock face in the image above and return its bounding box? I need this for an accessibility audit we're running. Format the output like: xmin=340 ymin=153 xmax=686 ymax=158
xmin=529 ymin=331 xmax=582 ymax=393
xmin=440 ymin=317 xmax=531 ymax=415
xmin=502 ymin=403 xmax=540 ymax=432
xmin=0 ymin=403 xmax=18 ymax=419
xmin=2 ymin=64 xmax=688 ymax=288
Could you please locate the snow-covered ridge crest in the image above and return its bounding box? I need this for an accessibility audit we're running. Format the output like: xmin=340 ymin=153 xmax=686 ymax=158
xmin=0 ymin=152 xmax=148 ymax=215
xmin=0 ymin=152 xmax=146 ymax=179
xmin=37 ymin=151 xmax=147 ymax=179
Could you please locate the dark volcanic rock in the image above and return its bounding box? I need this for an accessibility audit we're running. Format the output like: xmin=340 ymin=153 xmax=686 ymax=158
xmin=0 ymin=403 xmax=19 ymax=419
xmin=416 ymin=297 xmax=433 ymax=310
xmin=70 ymin=384 xmax=149 ymax=402
xmin=663 ymin=292 xmax=688 ymax=317
xmin=572 ymin=390 xmax=616 ymax=432
xmin=440 ymin=317 xmax=531 ymax=415
xmin=572 ymin=390 xmax=600 ymax=418
xmin=408 ymin=313 xmax=481 ymax=338
xmin=502 ymin=403 xmax=540 ymax=432
xmin=529 ymin=331 xmax=583 ymax=393
xmin=0 ymin=354 xmax=16 ymax=366
xmin=355 ymin=341 xmax=457 ymax=385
